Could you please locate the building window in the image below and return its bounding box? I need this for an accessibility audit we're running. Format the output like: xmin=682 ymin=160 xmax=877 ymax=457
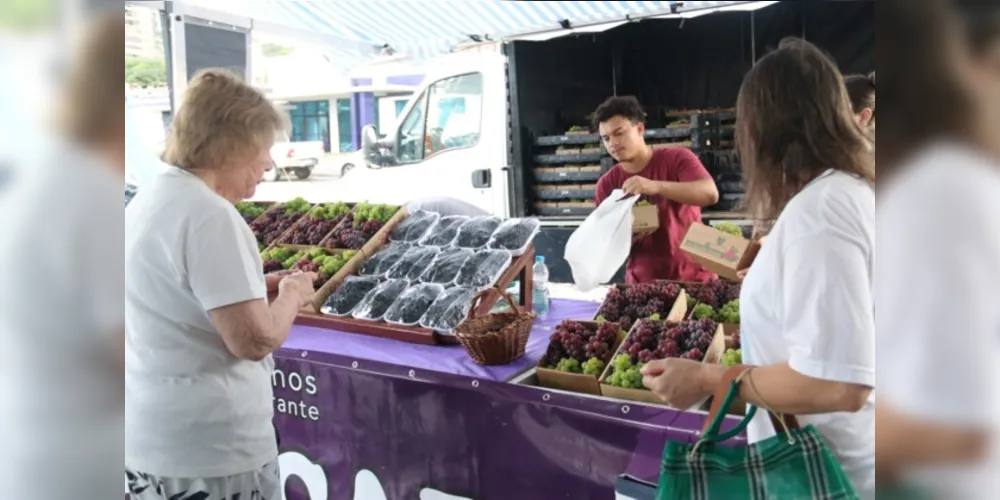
xmin=288 ymin=100 xmax=331 ymax=153
xmin=336 ymin=99 xmax=352 ymax=153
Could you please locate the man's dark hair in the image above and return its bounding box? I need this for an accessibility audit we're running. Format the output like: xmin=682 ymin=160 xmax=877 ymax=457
xmin=592 ymin=96 xmax=647 ymax=131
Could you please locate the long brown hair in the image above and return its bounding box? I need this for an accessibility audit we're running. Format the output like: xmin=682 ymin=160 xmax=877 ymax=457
xmin=736 ymin=38 xmax=874 ymax=223
xmin=877 ymin=0 xmax=981 ymax=174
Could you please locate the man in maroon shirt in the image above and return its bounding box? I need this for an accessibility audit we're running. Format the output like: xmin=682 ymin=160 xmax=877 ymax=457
xmin=593 ymin=96 xmax=720 ymax=283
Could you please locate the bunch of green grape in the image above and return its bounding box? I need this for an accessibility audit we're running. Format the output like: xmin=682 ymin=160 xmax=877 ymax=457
xmin=310 ymin=202 xmax=352 ymax=221
xmin=235 ymin=201 xmax=266 ymax=221
xmin=283 ymin=197 xmax=312 ymax=217
xmin=722 ymin=349 xmax=742 ymax=367
xmin=262 ymin=247 xmax=297 ymax=264
xmin=315 ymin=250 xmax=358 ymax=276
xmin=556 ymin=358 xmax=582 ymax=373
xmin=716 ymin=300 xmax=740 ymax=324
xmin=605 ymin=355 xmax=645 ymax=389
xmin=582 ymin=358 xmax=605 ymax=376
xmin=691 ymin=303 xmax=715 ymax=320
xmin=353 ymin=202 xmax=398 ymax=228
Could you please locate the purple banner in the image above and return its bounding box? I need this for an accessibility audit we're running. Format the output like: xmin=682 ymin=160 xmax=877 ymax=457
xmin=272 ymin=349 xmax=745 ymax=499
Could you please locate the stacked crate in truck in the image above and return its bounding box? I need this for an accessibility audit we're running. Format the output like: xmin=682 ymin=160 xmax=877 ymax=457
xmin=531 ymin=128 xmax=607 ymax=218
xmin=695 ymin=110 xmax=743 ymax=212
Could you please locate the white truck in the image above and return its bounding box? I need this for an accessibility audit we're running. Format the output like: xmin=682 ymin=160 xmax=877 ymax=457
xmin=267 ymin=139 xmax=325 ymax=182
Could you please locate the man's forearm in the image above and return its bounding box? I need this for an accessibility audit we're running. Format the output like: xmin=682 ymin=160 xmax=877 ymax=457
xmin=654 ymin=180 xmax=719 ymax=206
xmin=699 ymin=363 xmax=871 ymax=415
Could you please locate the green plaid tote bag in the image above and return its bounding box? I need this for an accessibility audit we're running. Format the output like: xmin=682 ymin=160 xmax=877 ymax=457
xmin=655 ymin=366 xmax=860 ymax=500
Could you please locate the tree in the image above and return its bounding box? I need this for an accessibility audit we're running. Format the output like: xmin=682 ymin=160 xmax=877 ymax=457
xmin=262 ymin=43 xmax=294 ymax=58
xmin=126 ymin=56 xmax=167 ymax=88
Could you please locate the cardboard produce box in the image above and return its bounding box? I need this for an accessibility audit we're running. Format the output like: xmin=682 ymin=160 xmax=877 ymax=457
xmin=680 ymin=223 xmax=760 ymax=281
xmin=632 ymin=204 xmax=659 ymax=233
xmin=535 ymin=321 xmax=627 ymax=396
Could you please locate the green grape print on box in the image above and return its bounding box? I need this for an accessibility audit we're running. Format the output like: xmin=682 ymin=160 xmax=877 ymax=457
xmin=681 ymin=237 xmax=742 ymax=263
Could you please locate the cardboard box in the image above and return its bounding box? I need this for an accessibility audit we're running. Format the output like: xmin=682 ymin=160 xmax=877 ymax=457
xmin=599 ymin=321 xmax=727 ymax=406
xmin=632 ymin=204 xmax=659 ymax=233
xmin=535 ymin=321 xmax=626 ymax=396
xmin=680 ymin=223 xmax=760 ymax=281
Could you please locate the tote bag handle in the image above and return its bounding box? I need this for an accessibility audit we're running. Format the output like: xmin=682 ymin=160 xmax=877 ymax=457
xmin=696 ymin=366 xmax=801 ymax=451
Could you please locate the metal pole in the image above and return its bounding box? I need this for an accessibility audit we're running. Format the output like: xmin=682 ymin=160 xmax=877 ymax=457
xmin=751 ymin=11 xmax=757 ymax=63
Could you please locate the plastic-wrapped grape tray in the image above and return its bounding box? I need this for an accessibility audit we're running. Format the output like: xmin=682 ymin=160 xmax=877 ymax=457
xmin=294 ymin=238 xmax=539 ymax=345
xmin=264 ymin=207 xmax=411 ymax=314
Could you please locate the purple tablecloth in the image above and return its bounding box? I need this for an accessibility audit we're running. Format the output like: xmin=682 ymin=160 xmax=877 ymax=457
xmin=282 ymin=299 xmax=599 ymax=381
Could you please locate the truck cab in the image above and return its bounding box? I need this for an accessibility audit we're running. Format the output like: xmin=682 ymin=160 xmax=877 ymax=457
xmin=334 ymin=51 xmax=510 ymax=217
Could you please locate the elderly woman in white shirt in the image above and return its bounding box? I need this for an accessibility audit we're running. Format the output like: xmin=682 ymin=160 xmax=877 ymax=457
xmin=640 ymin=38 xmax=876 ymax=497
xmin=125 ymin=70 xmax=316 ymax=499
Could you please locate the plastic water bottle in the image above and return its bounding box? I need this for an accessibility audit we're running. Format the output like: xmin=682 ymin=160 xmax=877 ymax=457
xmin=532 ymin=256 xmax=551 ymax=317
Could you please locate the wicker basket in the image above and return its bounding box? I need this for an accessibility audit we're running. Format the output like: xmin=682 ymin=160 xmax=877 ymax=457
xmin=453 ymin=290 xmax=537 ymax=366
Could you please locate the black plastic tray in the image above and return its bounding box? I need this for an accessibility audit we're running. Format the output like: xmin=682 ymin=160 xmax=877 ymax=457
xmin=645 ymin=127 xmax=693 ymax=140
xmin=534 ymin=152 xmax=604 ymax=164
xmin=535 ymin=133 xmax=601 ymax=147
xmin=533 ymin=206 xmax=596 ymax=217
xmin=533 ymin=169 xmax=603 ymax=183
xmin=535 ymin=188 xmax=596 ymax=201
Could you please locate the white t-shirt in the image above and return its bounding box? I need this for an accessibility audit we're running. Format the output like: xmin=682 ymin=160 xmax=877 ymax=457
xmin=876 ymin=143 xmax=1000 ymax=499
xmin=125 ymin=167 xmax=275 ymax=478
xmin=740 ymin=170 xmax=876 ymax=497
xmin=0 ymin=140 xmax=123 ymax=499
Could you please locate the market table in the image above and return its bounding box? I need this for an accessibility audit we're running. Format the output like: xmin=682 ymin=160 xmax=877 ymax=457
xmin=273 ymin=298 xmax=742 ymax=500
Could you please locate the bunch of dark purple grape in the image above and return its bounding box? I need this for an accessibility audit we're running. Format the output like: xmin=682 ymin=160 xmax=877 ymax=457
xmin=620 ymin=318 xmax=718 ymax=365
xmin=324 ymin=215 xmax=369 ymax=250
xmin=695 ymin=279 xmax=741 ymax=308
xmin=596 ymin=282 xmax=682 ymax=332
xmin=543 ymin=320 xmax=620 ymax=367
xmin=249 ymin=198 xmax=312 ymax=247
xmin=279 ymin=203 xmax=352 ymax=245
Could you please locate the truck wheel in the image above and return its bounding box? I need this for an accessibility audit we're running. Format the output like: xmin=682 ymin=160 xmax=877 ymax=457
xmin=294 ymin=168 xmax=312 ymax=180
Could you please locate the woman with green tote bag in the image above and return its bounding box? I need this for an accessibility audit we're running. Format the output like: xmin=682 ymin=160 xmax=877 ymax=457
xmin=640 ymin=38 xmax=875 ymax=498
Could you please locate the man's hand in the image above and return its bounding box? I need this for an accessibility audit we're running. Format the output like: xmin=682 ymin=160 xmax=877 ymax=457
xmin=622 ymin=176 xmax=660 ymax=197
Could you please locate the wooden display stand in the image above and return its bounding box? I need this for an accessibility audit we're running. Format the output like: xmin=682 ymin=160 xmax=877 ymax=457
xmin=294 ymin=245 xmax=536 ymax=345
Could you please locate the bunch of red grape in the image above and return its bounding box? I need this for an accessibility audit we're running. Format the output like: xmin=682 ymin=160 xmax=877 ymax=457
xmin=249 ymin=198 xmax=312 ymax=247
xmin=620 ymin=318 xmax=718 ymax=365
xmin=263 ymin=260 xmax=284 ymax=274
xmin=279 ymin=204 xmax=352 ymax=245
xmin=543 ymin=320 xmax=621 ymax=367
xmin=324 ymin=217 xmax=389 ymax=250
xmin=695 ymin=279 xmax=741 ymax=309
xmin=596 ymin=282 xmax=682 ymax=331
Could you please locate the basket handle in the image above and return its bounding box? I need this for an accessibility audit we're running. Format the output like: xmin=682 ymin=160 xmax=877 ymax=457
xmin=466 ymin=288 xmax=523 ymax=320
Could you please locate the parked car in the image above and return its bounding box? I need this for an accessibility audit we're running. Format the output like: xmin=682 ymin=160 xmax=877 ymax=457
xmin=268 ymin=139 xmax=325 ymax=181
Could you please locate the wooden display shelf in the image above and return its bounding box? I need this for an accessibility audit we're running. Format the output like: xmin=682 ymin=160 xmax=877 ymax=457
xmin=293 ymin=245 xmax=536 ymax=345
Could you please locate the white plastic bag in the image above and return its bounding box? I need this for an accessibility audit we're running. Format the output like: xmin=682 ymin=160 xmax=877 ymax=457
xmin=565 ymin=189 xmax=638 ymax=292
